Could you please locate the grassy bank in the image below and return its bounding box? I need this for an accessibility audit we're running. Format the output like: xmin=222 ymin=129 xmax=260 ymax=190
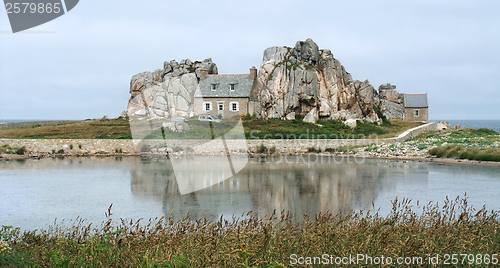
xmin=429 ymin=145 xmax=500 ymax=162
xmin=1 ymin=196 xmax=499 ymax=267
xmin=0 ymin=116 xmax=420 ymax=140
xmin=422 ymin=128 xmax=500 ymax=162
xmin=341 ymin=126 xmax=500 ymax=162
xmin=0 ymin=118 xmax=131 ymax=139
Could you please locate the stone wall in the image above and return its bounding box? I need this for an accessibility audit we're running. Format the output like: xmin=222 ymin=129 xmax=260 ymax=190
xmin=0 ymin=139 xmax=137 ymax=155
xmin=0 ymin=123 xmax=436 ymax=156
xmin=404 ymin=107 xmax=429 ymax=122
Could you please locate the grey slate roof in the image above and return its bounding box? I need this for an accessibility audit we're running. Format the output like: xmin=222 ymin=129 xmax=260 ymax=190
xmin=194 ymin=74 xmax=253 ymax=98
xmin=404 ymin=94 xmax=428 ymax=108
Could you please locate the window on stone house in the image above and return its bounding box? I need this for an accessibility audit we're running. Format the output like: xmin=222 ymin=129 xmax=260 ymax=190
xmin=203 ymin=102 xmax=212 ymax=111
xmin=230 ymin=102 xmax=239 ymax=112
xmin=218 ymin=102 xmax=224 ymax=111
xmin=211 ymin=84 xmax=217 ymax=91
xmin=414 ymin=109 xmax=419 ymax=117
xmin=230 ymin=84 xmax=235 ymax=91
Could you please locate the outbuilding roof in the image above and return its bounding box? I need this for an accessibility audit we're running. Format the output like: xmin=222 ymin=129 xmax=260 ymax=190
xmin=194 ymin=74 xmax=253 ymax=98
xmin=404 ymin=94 xmax=428 ymax=108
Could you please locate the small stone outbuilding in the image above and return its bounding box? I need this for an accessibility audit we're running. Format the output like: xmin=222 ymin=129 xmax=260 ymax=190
xmin=403 ymin=94 xmax=428 ymax=122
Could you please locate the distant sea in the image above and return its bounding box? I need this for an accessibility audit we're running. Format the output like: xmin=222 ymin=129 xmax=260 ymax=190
xmin=435 ymin=120 xmax=500 ymax=132
xmin=0 ymin=119 xmax=42 ymax=124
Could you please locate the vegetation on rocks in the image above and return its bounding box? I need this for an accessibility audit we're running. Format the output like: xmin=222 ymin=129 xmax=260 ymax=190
xmin=1 ymin=196 xmax=499 ymax=267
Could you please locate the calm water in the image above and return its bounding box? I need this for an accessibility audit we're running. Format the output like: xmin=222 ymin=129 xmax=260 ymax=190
xmin=1 ymin=156 xmax=500 ymax=231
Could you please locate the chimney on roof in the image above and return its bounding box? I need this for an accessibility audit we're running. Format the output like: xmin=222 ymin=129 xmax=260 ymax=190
xmin=200 ymin=68 xmax=208 ymax=81
xmin=249 ymin=66 xmax=257 ymax=81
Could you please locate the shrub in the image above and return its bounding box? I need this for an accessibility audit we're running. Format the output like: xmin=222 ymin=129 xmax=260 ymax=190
xmin=268 ymin=146 xmax=276 ymax=154
xmin=474 ymin=128 xmax=498 ymax=136
xmin=435 ymin=145 xmax=456 ymax=158
xmin=256 ymin=144 xmax=268 ymax=154
xmin=241 ymin=114 xmax=251 ymax=120
xmin=444 ymin=145 xmax=463 ymax=158
xmin=373 ymin=105 xmax=392 ymax=126
xmin=294 ymin=114 xmax=304 ymax=122
xmin=353 ymin=120 xmax=387 ymax=135
xmin=308 ymin=147 xmax=320 ymax=153
xmin=428 ymin=147 xmax=439 ymax=156
xmin=78 ymin=144 xmax=82 ymax=149
xmin=324 ymin=147 xmax=336 ymax=153
xmin=57 ymin=149 xmax=64 ymax=154
xmin=466 ymin=149 xmax=480 ymax=160
xmin=15 ymin=146 xmax=26 ymax=155
xmin=115 ymin=148 xmax=122 ymax=153
xmin=69 ymin=144 xmax=73 ymax=150
xmin=458 ymin=151 xmax=469 ymax=159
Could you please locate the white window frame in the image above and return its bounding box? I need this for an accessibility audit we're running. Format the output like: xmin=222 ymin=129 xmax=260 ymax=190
xmin=230 ymin=101 xmax=239 ymax=112
xmin=203 ymin=101 xmax=212 ymax=111
xmin=414 ymin=109 xmax=419 ymax=117
xmin=211 ymin=84 xmax=217 ymax=91
xmin=217 ymin=101 xmax=224 ymax=111
xmin=230 ymin=84 xmax=236 ymax=91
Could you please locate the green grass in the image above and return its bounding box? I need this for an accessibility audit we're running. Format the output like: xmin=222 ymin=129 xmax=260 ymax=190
xmin=0 ymin=118 xmax=132 ymax=139
xmin=0 ymin=117 xmax=422 ymax=140
xmin=1 ymin=196 xmax=499 ymax=267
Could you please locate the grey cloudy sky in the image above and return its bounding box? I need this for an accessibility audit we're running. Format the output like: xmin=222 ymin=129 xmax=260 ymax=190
xmin=1 ymin=0 xmax=499 ymax=120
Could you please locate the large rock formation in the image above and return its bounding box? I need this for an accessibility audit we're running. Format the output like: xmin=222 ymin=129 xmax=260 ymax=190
xmin=127 ymin=39 xmax=405 ymax=124
xmin=378 ymin=83 xmax=404 ymax=120
xmin=252 ymin=38 xmax=382 ymax=123
xmin=128 ymin=58 xmax=218 ymax=119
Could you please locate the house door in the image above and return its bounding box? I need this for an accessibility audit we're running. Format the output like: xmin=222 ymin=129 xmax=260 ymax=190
xmin=217 ymin=101 xmax=224 ymax=118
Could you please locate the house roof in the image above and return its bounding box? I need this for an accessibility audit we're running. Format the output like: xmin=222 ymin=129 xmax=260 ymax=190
xmin=404 ymin=94 xmax=428 ymax=108
xmin=194 ymin=74 xmax=253 ymax=98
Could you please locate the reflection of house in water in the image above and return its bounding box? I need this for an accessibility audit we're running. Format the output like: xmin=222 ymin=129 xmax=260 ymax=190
xmin=130 ymin=157 xmax=430 ymax=221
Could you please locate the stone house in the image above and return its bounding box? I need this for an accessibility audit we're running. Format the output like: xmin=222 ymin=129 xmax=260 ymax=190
xmin=193 ymin=67 xmax=257 ymax=118
xmin=403 ymin=94 xmax=428 ymax=122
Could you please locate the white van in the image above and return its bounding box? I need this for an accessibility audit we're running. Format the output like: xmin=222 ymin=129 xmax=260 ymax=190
xmin=198 ymin=115 xmax=222 ymax=122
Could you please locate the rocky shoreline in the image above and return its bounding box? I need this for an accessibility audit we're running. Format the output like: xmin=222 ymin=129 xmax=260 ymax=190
xmin=2 ymin=122 xmax=499 ymax=167
xmin=2 ymin=149 xmax=499 ymax=167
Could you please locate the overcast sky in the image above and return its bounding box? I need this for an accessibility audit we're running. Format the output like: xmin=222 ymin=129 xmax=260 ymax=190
xmin=1 ymin=0 xmax=499 ymax=120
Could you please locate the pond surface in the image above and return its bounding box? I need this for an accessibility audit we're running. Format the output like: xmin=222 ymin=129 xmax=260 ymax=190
xmin=1 ymin=156 xmax=499 ymax=231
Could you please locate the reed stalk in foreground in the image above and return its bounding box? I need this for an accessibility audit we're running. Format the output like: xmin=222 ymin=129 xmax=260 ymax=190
xmin=1 ymin=195 xmax=499 ymax=267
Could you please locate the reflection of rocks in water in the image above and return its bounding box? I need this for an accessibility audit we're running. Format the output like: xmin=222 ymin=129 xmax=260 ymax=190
xmin=130 ymin=158 xmax=174 ymax=201
xmin=129 ymin=156 xmax=429 ymax=221
xmin=245 ymin=157 xmax=386 ymax=218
